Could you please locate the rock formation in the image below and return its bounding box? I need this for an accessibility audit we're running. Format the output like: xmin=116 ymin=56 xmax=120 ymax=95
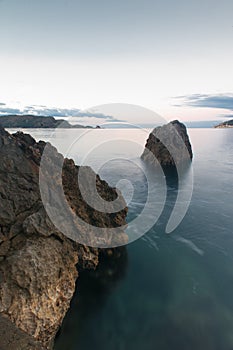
xmin=0 ymin=308 xmax=48 ymax=350
xmin=141 ymin=120 xmax=193 ymax=167
xmin=0 ymin=125 xmax=127 ymax=349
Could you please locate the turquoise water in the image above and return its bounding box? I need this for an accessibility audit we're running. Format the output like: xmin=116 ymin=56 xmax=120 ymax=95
xmin=11 ymin=128 xmax=233 ymax=350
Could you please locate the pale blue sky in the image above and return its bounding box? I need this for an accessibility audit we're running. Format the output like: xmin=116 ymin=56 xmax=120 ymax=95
xmin=0 ymin=0 xmax=233 ymax=123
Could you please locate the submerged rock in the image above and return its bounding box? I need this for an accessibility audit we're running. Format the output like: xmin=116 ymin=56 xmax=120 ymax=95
xmin=141 ymin=120 xmax=193 ymax=167
xmin=0 ymin=125 xmax=127 ymax=349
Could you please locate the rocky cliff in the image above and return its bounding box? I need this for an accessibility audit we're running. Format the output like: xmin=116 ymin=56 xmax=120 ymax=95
xmin=141 ymin=120 xmax=193 ymax=167
xmin=0 ymin=125 xmax=127 ymax=349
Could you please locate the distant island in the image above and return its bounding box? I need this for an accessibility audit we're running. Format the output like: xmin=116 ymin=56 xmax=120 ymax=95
xmin=0 ymin=115 xmax=100 ymax=129
xmin=215 ymin=119 xmax=233 ymax=128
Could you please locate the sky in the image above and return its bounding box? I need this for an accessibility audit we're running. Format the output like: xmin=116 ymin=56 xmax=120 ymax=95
xmin=0 ymin=0 xmax=233 ymax=124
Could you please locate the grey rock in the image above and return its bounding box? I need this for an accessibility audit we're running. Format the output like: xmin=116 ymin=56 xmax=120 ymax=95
xmin=141 ymin=120 xmax=193 ymax=167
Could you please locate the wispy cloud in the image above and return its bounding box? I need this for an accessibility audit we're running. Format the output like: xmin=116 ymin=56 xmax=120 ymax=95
xmin=0 ymin=107 xmax=21 ymax=114
xmin=221 ymin=114 xmax=233 ymax=119
xmin=0 ymin=103 xmax=117 ymax=121
xmin=22 ymin=106 xmax=81 ymax=117
xmin=175 ymin=94 xmax=233 ymax=111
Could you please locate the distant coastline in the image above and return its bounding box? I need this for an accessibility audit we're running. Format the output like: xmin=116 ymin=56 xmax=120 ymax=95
xmin=0 ymin=115 xmax=100 ymax=129
xmin=1 ymin=114 xmax=232 ymax=130
xmin=214 ymin=119 xmax=233 ymax=128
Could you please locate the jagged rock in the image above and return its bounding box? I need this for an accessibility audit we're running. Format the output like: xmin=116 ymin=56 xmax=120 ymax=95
xmin=141 ymin=120 xmax=193 ymax=167
xmin=0 ymin=125 xmax=127 ymax=349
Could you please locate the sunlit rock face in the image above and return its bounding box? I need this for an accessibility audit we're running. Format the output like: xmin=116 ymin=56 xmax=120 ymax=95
xmin=141 ymin=120 xmax=193 ymax=167
xmin=0 ymin=125 xmax=127 ymax=349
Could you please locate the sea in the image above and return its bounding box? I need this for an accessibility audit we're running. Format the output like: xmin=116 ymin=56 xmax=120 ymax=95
xmin=8 ymin=127 xmax=233 ymax=350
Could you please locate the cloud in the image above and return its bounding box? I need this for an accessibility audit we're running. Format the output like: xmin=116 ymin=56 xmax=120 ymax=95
xmin=23 ymin=106 xmax=82 ymax=117
xmin=71 ymin=111 xmax=114 ymax=120
xmin=0 ymin=104 xmax=117 ymax=121
xmin=175 ymin=94 xmax=233 ymax=111
xmin=0 ymin=107 xmax=21 ymax=114
xmin=222 ymin=114 xmax=233 ymax=119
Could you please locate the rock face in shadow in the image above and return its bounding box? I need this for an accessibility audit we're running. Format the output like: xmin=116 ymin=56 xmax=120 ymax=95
xmin=0 ymin=314 xmax=44 ymax=350
xmin=0 ymin=125 xmax=127 ymax=349
xmin=141 ymin=120 xmax=193 ymax=167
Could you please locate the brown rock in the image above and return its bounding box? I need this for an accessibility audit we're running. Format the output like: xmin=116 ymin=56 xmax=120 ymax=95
xmin=0 ymin=314 xmax=44 ymax=350
xmin=0 ymin=125 xmax=128 ymax=348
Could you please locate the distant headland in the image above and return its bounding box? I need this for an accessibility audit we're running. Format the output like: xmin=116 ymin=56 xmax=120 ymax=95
xmin=0 ymin=115 xmax=100 ymax=129
xmin=215 ymin=119 xmax=233 ymax=128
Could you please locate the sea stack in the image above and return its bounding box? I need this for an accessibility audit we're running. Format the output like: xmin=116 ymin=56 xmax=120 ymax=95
xmin=141 ymin=120 xmax=193 ymax=167
xmin=0 ymin=125 xmax=127 ymax=349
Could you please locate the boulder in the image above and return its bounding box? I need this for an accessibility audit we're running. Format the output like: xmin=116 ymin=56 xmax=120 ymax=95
xmin=141 ymin=120 xmax=193 ymax=167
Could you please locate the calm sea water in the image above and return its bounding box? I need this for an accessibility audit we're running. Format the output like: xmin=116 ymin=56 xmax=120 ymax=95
xmin=10 ymin=128 xmax=233 ymax=350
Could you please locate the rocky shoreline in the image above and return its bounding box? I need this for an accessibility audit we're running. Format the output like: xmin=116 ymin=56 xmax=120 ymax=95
xmin=0 ymin=125 xmax=127 ymax=349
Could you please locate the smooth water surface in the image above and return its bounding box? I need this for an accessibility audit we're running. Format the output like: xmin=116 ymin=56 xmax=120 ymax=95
xmin=9 ymin=128 xmax=233 ymax=350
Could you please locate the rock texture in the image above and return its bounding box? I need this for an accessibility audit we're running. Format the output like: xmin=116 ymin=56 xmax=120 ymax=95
xmin=141 ymin=120 xmax=193 ymax=167
xmin=0 ymin=125 xmax=127 ymax=349
xmin=0 ymin=314 xmax=43 ymax=350
xmin=0 ymin=115 xmax=94 ymax=128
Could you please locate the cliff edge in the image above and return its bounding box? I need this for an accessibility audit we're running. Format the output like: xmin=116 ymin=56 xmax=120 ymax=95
xmin=0 ymin=125 xmax=127 ymax=349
